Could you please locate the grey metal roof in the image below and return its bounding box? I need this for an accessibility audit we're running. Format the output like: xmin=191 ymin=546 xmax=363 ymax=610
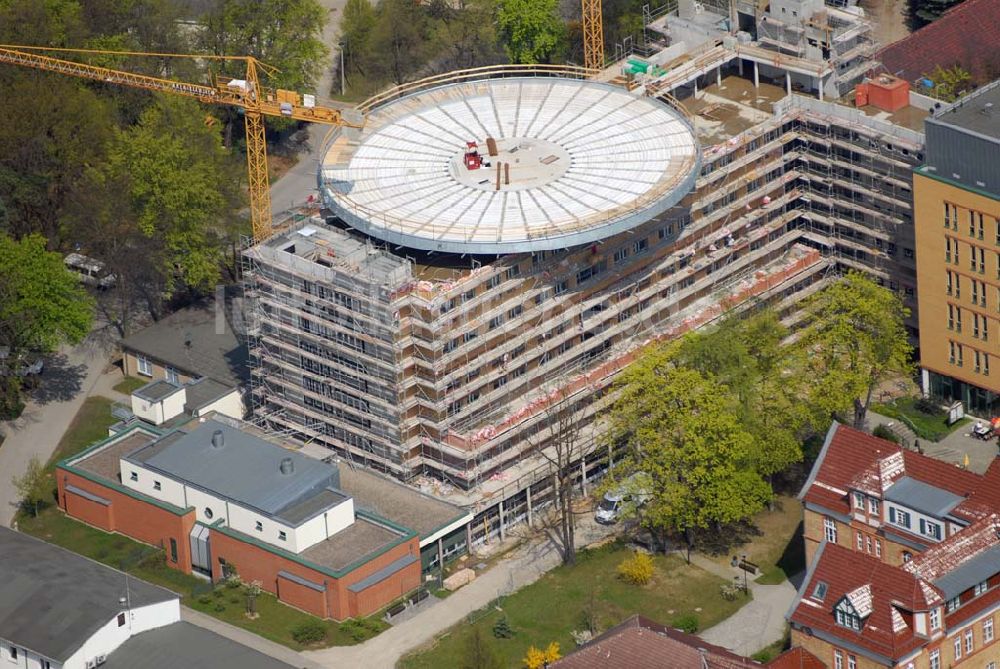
xmin=931 ymin=80 xmax=1000 ymax=140
xmin=134 ymin=379 xmax=183 ymax=402
xmin=0 ymin=528 xmax=177 ymax=662
xmin=126 ymin=419 xmax=342 ymax=517
xmin=884 ymin=476 xmax=964 ymax=518
xmin=121 ymin=300 xmax=249 ymax=387
xmin=102 ymin=621 xmax=297 ymax=669
xmin=274 ymin=488 xmax=347 ymax=526
xmin=932 ymin=544 xmax=1000 ymax=600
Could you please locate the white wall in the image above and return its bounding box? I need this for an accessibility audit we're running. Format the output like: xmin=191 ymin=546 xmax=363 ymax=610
xmin=884 ymin=501 xmax=946 ymax=543
xmin=119 ymin=461 xmax=187 ymax=509
xmin=325 ymin=498 xmax=354 ymax=537
xmin=193 ymin=390 xmax=244 ymax=420
xmin=60 ymin=599 xmax=179 ymax=669
xmin=227 ymin=502 xmax=297 ymax=551
xmin=129 ymin=388 xmax=186 ymax=426
xmin=160 ymin=390 xmax=187 ymax=424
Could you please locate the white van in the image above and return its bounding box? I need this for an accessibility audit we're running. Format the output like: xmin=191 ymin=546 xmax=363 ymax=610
xmin=595 ymin=472 xmax=648 ymax=524
xmin=64 ymin=253 xmax=116 ymax=289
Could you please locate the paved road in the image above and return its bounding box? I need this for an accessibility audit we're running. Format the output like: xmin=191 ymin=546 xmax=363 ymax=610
xmin=181 ymin=607 xmax=324 ymax=669
xmin=0 ymin=331 xmax=113 ymax=527
xmin=268 ymin=0 xmax=348 ymax=215
xmin=693 ymin=554 xmax=799 ymax=656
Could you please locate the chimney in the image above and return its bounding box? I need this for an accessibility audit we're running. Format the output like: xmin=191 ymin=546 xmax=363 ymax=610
xmin=211 ymin=429 xmax=224 ymax=449
xmin=280 ymin=457 xmax=294 ymax=475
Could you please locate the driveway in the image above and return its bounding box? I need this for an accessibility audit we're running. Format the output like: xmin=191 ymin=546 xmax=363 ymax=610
xmin=0 ymin=328 xmax=114 ymax=527
xmin=268 ymin=0 xmax=349 ymax=215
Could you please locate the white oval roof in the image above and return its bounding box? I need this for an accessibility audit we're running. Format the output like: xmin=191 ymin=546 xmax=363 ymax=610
xmin=320 ymin=77 xmax=699 ymax=254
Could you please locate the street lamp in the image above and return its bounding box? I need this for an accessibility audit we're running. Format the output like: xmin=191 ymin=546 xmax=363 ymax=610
xmin=740 ymin=554 xmax=748 ymax=593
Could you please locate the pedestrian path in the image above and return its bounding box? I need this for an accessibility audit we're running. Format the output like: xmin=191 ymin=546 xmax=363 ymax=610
xmin=691 ymin=553 xmax=798 ymax=656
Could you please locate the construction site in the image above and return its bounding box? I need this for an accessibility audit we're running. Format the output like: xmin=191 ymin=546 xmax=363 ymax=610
xmin=241 ymin=0 xmax=929 ymax=547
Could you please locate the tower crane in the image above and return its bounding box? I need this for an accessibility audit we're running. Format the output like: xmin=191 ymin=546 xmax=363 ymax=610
xmin=0 ymin=45 xmax=362 ymax=242
xmin=581 ymin=0 xmax=604 ymax=72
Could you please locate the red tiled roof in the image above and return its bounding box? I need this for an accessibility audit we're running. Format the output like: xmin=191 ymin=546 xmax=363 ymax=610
xmin=765 ymin=647 xmax=826 ymax=669
xmin=800 ymin=423 xmax=980 ymax=518
xmin=551 ymin=615 xmax=759 ymax=669
xmin=904 ymin=514 xmax=1000 ymax=581
xmin=876 ymin=0 xmax=1000 ymax=86
xmin=789 ymin=543 xmax=937 ymax=661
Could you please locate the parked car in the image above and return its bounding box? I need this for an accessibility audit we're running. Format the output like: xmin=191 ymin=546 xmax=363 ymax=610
xmin=595 ymin=472 xmax=649 ymax=524
xmin=64 ymin=252 xmax=116 ymax=289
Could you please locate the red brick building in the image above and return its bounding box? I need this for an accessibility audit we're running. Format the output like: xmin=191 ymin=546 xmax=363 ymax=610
xmin=56 ymin=418 xmax=428 ymax=620
xmin=790 ymin=423 xmax=1000 ymax=667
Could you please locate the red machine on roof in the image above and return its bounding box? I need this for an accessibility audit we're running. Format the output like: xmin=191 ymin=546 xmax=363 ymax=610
xmin=464 ymin=141 xmax=483 ymax=170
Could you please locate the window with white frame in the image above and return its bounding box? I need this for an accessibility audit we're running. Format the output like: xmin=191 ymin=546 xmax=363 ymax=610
xmin=930 ymin=607 xmax=941 ymax=630
xmin=948 ymin=596 xmax=961 ymax=612
xmin=825 ymin=518 xmax=838 ymax=543
xmin=985 ymin=617 xmax=994 ymax=642
xmin=875 ymin=539 xmax=882 ymax=558
xmin=869 ymin=497 xmax=880 ymax=515
xmin=165 ymin=366 xmax=179 ymax=384
xmin=854 ymin=492 xmax=865 ymax=509
xmin=919 ymin=518 xmax=942 ymax=540
xmin=136 ymin=354 xmax=152 ymax=376
xmin=987 ymin=662 xmax=996 ymax=669
xmin=833 ymin=650 xmax=843 ymax=669
xmin=856 ymin=532 xmax=863 ymax=550
xmin=954 ymin=635 xmax=962 ymax=660
xmin=929 ymin=649 xmax=940 ymax=669
xmin=966 ymin=629 xmax=974 ymax=653
xmin=847 ymin=655 xmax=856 ymax=669
xmin=975 ymin=580 xmax=989 ymax=596
xmin=888 ymin=507 xmax=911 ymax=529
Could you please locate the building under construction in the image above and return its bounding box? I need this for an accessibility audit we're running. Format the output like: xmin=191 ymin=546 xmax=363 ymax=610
xmin=243 ymin=66 xmax=925 ymax=545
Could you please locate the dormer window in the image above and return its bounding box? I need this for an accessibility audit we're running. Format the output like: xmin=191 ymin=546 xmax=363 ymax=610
xmin=835 ymin=597 xmax=864 ymax=631
xmin=919 ymin=519 xmax=942 ymax=540
xmin=868 ymin=498 xmax=880 ymax=515
xmin=947 ymin=596 xmax=960 ymax=613
xmin=975 ymin=581 xmax=989 ymax=596
xmin=854 ymin=492 xmax=865 ymax=509
xmin=812 ymin=581 xmax=828 ymax=602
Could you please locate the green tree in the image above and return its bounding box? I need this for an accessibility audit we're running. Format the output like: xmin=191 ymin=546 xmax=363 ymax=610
xmin=105 ymin=95 xmax=245 ymax=297
xmin=340 ymin=0 xmax=377 ymax=91
xmin=497 ymin=0 xmax=565 ymax=64
xmin=12 ymin=457 xmax=47 ymax=517
xmin=675 ymin=310 xmax=814 ymax=492
xmin=201 ymin=0 xmax=328 ymax=138
xmin=924 ymin=64 xmax=972 ymax=102
xmin=369 ymin=0 xmax=433 ymax=85
xmin=798 ymin=271 xmax=912 ymax=430
xmin=607 ymin=345 xmax=771 ymax=560
xmin=910 ymin=0 xmax=966 ymax=27
xmin=462 ymin=627 xmax=503 ymax=669
xmin=430 ymin=0 xmax=504 ymax=71
xmin=0 ymin=233 xmax=94 ymax=360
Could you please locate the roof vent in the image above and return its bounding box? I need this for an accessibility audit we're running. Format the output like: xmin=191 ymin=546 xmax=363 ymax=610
xmin=211 ymin=429 xmax=224 ymax=449
xmin=280 ymin=457 xmax=294 ymax=475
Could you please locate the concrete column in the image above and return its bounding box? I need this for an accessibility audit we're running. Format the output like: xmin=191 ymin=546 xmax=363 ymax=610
xmin=437 ymin=537 xmax=444 ymax=571
xmin=921 ymin=368 xmax=930 ymax=397
xmin=817 ymin=76 xmax=824 ymax=101
xmin=753 ymin=61 xmax=759 ymax=88
xmin=465 ymin=522 xmax=472 ymax=551
xmin=580 ymin=458 xmax=588 ymax=496
xmin=716 ymin=66 xmax=722 ymax=88
xmin=785 ymin=71 xmax=792 ymax=95
xmin=526 ymin=485 xmax=534 ymax=527
xmin=693 ymin=77 xmax=698 ymax=96
xmin=738 ymin=58 xmax=744 ymax=76
xmin=498 ymin=499 xmax=506 ymax=542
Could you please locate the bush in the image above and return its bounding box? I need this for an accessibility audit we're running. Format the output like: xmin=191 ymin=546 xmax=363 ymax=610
xmin=672 ymin=614 xmax=699 ymax=633
xmin=872 ymin=424 xmax=900 ymax=444
xmin=197 ymin=595 xmax=212 ymax=605
xmin=291 ymin=620 xmax=327 ymax=644
xmin=228 ymin=595 xmax=240 ymax=604
xmin=213 ymin=603 xmax=225 ymax=612
xmin=493 ymin=615 xmax=514 ymax=639
xmin=914 ymin=396 xmax=939 ymax=414
xmin=340 ymin=617 xmax=382 ymax=642
xmin=617 ymin=552 xmax=654 ymax=585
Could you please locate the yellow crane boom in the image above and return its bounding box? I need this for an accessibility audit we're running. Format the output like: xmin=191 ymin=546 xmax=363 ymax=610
xmin=0 ymin=45 xmax=361 ymax=242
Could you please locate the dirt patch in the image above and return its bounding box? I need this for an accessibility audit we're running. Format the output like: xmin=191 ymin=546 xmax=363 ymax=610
xmin=862 ymin=0 xmax=910 ymax=47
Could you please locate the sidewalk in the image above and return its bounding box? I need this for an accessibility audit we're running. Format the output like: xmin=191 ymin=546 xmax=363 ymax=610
xmin=0 ymin=334 xmax=112 ymax=527
xmin=692 ymin=554 xmax=798 ymax=656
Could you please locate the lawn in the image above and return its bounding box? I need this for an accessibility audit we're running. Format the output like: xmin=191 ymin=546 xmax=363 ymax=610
xmin=872 ymin=396 xmax=971 ymax=442
xmin=702 ymin=495 xmax=805 ymax=585
xmin=399 ymin=543 xmax=749 ymax=669
xmin=16 ymin=395 xmax=387 ymax=650
xmin=113 ymin=376 xmax=149 ymax=395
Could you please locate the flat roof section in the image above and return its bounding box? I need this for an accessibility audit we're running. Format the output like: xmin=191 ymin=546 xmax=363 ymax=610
xmin=320 ymin=77 xmax=700 ymax=254
xmin=72 ymin=430 xmax=158 ymax=484
xmin=299 ymin=516 xmax=404 ymax=572
xmin=931 ymin=80 xmax=1000 ymax=140
xmin=337 ymin=465 xmax=469 ymax=542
